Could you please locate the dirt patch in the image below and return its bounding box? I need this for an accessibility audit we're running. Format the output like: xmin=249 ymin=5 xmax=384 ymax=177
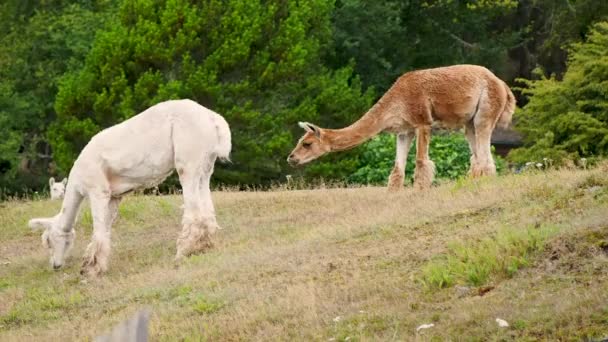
xmin=540 ymin=226 xmax=608 ymax=273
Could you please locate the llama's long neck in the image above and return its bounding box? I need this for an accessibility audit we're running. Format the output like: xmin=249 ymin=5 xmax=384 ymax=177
xmin=324 ymin=92 xmax=397 ymax=152
xmin=56 ymin=182 xmax=84 ymax=232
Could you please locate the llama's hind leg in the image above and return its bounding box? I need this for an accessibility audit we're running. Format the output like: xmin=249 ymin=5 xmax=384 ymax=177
xmin=387 ymin=130 xmax=415 ymax=191
xmin=470 ymin=123 xmax=496 ymax=177
xmin=413 ymin=126 xmax=435 ymax=190
xmin=81 ymin=195 xmax=119 ymax=277
xmin=470 ymin=82 xmax=504 ymax=177
xmin=464 ymin=122 xmax=480 ymax=176
xmin=198 ymin=158 xmax=221 ymax=231
xmin=175 ymin=158 xmax=217 ymax=261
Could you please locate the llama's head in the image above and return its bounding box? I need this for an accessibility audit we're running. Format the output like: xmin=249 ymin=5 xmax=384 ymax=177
xmin=287 ymin=122 xmax=331 ymax=166
xmin=28 ymin=216 xmax=75 ymax=269
xmin=49 ymin=177 xmax=67 ymax=200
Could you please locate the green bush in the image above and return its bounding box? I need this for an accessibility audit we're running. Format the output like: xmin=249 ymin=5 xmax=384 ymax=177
xmin=51 ymin=0 xmax=374 ymax=187
xmin=510 ymin=21 xmax=608 ymax=165
xmin=348 ymin=132 xmax=505 ymax=185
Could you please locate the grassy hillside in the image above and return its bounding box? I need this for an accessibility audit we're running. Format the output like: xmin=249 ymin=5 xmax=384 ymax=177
xmin=1 ymin=166 xmax=608 ymax=341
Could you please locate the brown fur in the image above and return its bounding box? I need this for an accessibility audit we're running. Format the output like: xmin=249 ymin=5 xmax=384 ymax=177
xmin=387 ymin=166 xmax=405 ymax=191
xmin=414 ymin=160 xmax=435 ymax=190
xmin=288 ymin=64 xmax=516 ymax=189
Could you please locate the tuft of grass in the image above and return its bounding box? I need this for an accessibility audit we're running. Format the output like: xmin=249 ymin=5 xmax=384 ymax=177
xmin=191 ymin=295 xmax=224 ymax=314
xmin=421 ymin=224 xmax=560 ymax=289
xmin=1 ymin=287 xmax=85 ymax=328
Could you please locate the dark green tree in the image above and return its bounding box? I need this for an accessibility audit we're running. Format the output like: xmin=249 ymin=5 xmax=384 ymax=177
xmin=510 ymin=21 xmax=608 ymax=164
xmin=51 ymin=0 xmax=374 ymax=186
xmin=0 ymin=0 xmax=115 ymax=196
xmin=329 ymin=0 xmax=519 ymax=92
xmin=508 ymin=0 xmax=608 ymax=81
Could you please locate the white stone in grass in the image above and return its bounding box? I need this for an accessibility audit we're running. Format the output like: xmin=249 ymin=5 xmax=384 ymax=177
xmin=416 ymin=323 xmax=435 ymax=332
xmin=333 ymin=316 xmax=341 ymax=323
xmin=496 ymin=318 xmax=509 ymax=328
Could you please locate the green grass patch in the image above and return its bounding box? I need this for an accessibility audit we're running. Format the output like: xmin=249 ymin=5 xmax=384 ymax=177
xmin=191 ymin=295 xmax=224 ymax=314
xmin=0 ymin=287 xmax=85 ymax=328
xmin=421 ymin=224 xmax=560 ymax=289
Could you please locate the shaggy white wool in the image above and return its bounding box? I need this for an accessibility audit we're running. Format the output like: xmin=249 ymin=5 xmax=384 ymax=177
xmin=29 ymin=99 xmax=231 ymax=276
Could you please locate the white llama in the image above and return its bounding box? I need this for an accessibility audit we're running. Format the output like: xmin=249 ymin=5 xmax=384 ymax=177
xmin=28 ymin=99 xmax=231 ymax=276
xmin=49 ymin=177 xmax=67 ymax=199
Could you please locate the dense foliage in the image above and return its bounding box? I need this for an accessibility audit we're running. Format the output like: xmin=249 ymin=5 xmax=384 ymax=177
xmin=50 ymin=0 xmax=373 ymax=186
xmin=1 ymin=0 xmax=608 ymax=196
xmin=510 ymin=22 xmax=608 ymax=164
xmin=330 ymin=0 xmax=519 ymax=92
xmin=348 ymin=133 xmax=505 ymax=185
xmin=0 ymin=0 xmax=115 ymax=195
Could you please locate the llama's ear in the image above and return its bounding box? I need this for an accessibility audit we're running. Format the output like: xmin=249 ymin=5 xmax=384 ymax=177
xmin=298 ymin=122 xmax=321 ymax=138
xmin=298 ymin=121 xmax=311 ymax=131
xmin=49 ymin=177 xmax=55 ymax=187
xmin=61 ymin=178 xmax=68 ymax=186
xmin=28 ymin=218 xmax=53 ymax=231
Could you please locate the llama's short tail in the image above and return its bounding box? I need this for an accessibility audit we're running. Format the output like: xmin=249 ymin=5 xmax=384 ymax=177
xmin=213 ymin=114 xmax=232 ymax=163
xmin=497 ymin=81 xmax=516 ymax=129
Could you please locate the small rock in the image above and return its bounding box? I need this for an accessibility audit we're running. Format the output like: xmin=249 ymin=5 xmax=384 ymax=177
xmin=333 ymin=316 xmax=341 ymax=323
xmin=416 ymin=323 xmax=435 ymax=332
xmin=496 ymin=318 xmax=509 ymax=328
xmin=455 ymin=285 xmax=471 ymax=298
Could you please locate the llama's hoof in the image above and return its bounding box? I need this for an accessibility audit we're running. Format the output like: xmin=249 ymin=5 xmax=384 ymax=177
xmin=81 ymin=256 xmax=106 ymax=277
xmin=387 ymin=168 xmax=404 ymax=191
xmin=470 ymin=163 xmax=496 ymax=178
xmin=176 ymin=234 xmax=213 ymax=260
xmin=413 ymin=160 xmax=435 ymax=190
xmin=387 ymin=183 xmax=403 ymax=192
xmin=413 ymin=181 xmax=432 ymax=191
xmin=80 ymin=261 xmax=103 ymax=277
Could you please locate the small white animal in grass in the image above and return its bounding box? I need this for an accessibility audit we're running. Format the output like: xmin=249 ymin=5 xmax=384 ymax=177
xmin=49 ymin=177 xmax=67 ymax=200
xmin=496 ymin=318 xmax=509 ymax=328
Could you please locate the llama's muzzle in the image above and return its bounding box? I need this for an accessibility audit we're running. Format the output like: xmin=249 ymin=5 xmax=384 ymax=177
xmin=287 ymin=154 xmax=299 ymax=166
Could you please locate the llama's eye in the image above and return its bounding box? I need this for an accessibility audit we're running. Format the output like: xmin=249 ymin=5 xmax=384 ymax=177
xmin=303 ymin=142 xmax=312 ymax=148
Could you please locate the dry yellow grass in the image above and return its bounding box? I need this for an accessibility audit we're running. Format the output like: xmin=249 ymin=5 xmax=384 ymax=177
xmin=1 ymin=167 xmax=607 ymax=341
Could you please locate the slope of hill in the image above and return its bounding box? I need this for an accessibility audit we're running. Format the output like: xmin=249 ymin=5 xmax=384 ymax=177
xmin=1 ymin=166 xmax=607 ymax=340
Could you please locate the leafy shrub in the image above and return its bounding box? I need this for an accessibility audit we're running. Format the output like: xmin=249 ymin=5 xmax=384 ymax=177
xmin=510 ymin=21 xmax=608 ymax=165
xmin=348 ymin=132 xmax=505 ymax=185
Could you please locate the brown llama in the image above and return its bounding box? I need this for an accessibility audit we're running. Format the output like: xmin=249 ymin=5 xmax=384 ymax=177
xmin=287 ymin=64 xmax=515 ymax=190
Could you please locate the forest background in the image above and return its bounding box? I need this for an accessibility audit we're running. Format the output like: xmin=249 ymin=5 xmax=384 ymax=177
xmin=1 ymin=0 xmax=607 ymax=196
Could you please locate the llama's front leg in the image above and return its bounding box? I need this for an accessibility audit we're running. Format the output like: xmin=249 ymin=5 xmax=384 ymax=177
xmin=81 ymin=196 xmax=118 ymax=277
xmin=175 ymin=166 xmax=215 ymax=261
xmin=413 ymin=126 xmax=435 ymax=190
xmin=387 ymin=131 xmax=415 ymax=191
